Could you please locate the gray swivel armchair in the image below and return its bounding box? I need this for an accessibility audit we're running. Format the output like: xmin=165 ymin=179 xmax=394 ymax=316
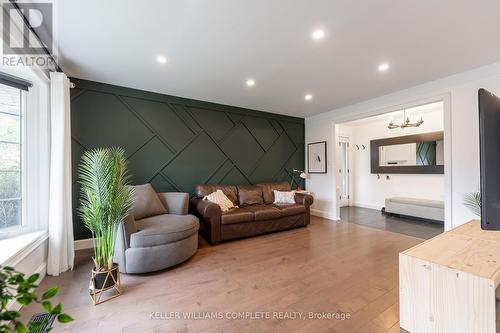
xmin=114 ymin=184 xmax=199 ymax=274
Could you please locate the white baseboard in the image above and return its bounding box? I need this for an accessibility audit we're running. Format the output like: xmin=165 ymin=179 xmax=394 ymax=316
xmin=8 ymin=261 xmax=46 ymax=311
xmin=74 ymin=238 xmax=93 ymax=250
xmin=311 ymin=208 xmax=339 ymax=221
xmin=351 ymin=201 xmax=383 ymax=211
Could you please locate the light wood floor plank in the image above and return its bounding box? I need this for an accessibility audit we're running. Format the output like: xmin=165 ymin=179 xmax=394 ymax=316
xmin=20 ymin=216 xmax=422 ymax=333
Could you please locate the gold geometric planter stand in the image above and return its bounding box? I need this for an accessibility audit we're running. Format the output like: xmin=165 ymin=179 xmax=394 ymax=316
xmin=89 ymin=265 xmax=122 ymax=305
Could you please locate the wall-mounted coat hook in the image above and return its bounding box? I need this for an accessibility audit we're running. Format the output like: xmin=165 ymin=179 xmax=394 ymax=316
xmin=356 ymin=145 xmax=360 ymax=150
xmin=386 ymin=175 xmax=390 ymax=180
xmin=362 ymin=145 xmax=366 ymax=150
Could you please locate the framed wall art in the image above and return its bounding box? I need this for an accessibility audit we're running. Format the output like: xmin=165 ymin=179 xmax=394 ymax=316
xmin=307 ymin=141 xmax=327 ymax=174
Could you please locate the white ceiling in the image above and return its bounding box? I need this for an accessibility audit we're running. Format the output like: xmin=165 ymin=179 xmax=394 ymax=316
xmin=56 ymin=0 xmax=500 ymax=118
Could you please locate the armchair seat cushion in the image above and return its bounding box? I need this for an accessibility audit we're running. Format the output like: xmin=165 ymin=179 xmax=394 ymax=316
xmin=221 ymin=208 xmax=254 ymax=225
xmin=131 ymin=214 xmax=199 ymax=248
xmin=274 ymin=203 xmax=306 ymax=216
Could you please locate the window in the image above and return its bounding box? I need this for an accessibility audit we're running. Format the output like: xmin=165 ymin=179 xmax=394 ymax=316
xmin=0 ymin=83 xmax=23 ymax=232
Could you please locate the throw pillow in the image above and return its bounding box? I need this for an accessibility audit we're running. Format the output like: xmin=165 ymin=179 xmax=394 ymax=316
xmin=273 ymin=190 xmax=296 ymax=204
xmin=237 ymin=185 xmax=264 ymax=207
xmin=204 ymin=190 xmax=236 ymax=212
xmin=132 ymin=184 xmax=168 ymax=220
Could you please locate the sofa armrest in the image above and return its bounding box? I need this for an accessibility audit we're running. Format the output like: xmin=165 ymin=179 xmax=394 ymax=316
xmin=157 ymin=192 xmax=189 ymax=215
xmin=192 ymin=197 xmax=222 ymax=220
xmin=190 ymin=197 xmax=222 ymax=244
xmin=113 ymin=214 xmax=136 ymax=270
xmin=295 ymin=193 xmax=314 ymax=208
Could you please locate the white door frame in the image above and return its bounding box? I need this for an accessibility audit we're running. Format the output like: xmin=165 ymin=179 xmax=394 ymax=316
xmin=338 ymin=136 xmax=350 ymax=207
xmin=331 ymin=92 xmax=452 ymax=231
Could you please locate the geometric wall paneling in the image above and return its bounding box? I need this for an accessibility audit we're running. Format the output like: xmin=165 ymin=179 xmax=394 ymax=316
xmin=416 ymin=141 xmax=436 ymax=166
xmin=150 ymin=174 xmax=179 ymax=193
xmin=70 ymin=78 xmax=304 ymax=239
xmin=205 ymin=159 xmax=234 ymax=185
xmin=220 ymin=123 xmax=266 ymax=175
xmin=242 ymin=116 xmax=279 ymax=150
xmin=285 ymin=142 xmax=305 ymax=174
xmin=121 ymin=97 xmax=196 ymax=152
xmin=126 ymin=137 xmax=174 ymax=184
xmin=270 ymin=119 xmax=284 ymax=135
xmin=227 ymin=112 xmax=244 ymax=124
xmin=218 ymin=167 xmax=250 ymax=186
xmin=170 ymin=104 xmax=203 ymax=133
xmin=161 ymin=132 xmax=227 ymax=192
xmin=249 ymin=134 xmax=296 ymax=183
xmin=280 ymin=121 xmax=304 ymax=147
xmin=187 ymin=106 xmax=235 ymax=142
xmin=71 ymin=90 xmax=152 ymax=152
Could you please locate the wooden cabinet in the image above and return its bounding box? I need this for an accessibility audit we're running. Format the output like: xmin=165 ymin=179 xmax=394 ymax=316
xmin=399 ymin=220 xmax=500 ymax=332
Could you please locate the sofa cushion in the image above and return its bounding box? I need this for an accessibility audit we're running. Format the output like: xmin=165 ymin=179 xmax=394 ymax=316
xmin=237 ymin=185 xmax=264 ymax=207
xmin=257 ymin=182 xmax=291 ymax=204
xmin=131 ymin=214 xmax=199 ymax=248
xmin=204 ymin=190 xmax=236 ymax=212
xmin=274 ymin=203 xmax=306 ymax=216
xmin=221 ymin=208 xmax=254 ymax=225
xmin=273 ymin=190 xmax=296 ymax=204
xmin=244 ymin=205 xmax=282 ymax=221
xmin=132 ymin=184 xmax=168 ymax=219
xmin=195 ymin=184 xmax=238 ymax=206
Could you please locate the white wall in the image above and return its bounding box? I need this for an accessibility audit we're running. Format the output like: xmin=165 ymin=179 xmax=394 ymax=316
xmin=342 ymin=108 xmax=444 ymax=210
xmin=305 ymin=62 xmax=500 ymax=229
xmin=307 ymin=121 xmax=337 ymax=220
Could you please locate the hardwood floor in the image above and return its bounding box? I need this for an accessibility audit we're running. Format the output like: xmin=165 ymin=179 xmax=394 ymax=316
xmin=341 ymin=206 xmax=443 ymax=240
xmin=21 ymin=216 xmax=421 ymax=333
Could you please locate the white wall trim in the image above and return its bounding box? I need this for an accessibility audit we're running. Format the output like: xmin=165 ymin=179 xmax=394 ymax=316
xmin=442 ymin=93 xmax=453 ymax=231
xmin=351 ymin=201 xmax=383 ymax=211
xmin=311 ymin=208 xmax=339 ymax=221
xmin=7 ymin=261 xmax=47 ymax=312
xmin=74 ymin=238 xmax=94 ymax=250
xmin=2 ymin=232 xmax=48 ymax=267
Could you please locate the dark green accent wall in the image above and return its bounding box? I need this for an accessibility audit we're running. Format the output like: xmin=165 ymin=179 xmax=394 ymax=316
xmin=71 ymin=78 xmax=305 ymax=240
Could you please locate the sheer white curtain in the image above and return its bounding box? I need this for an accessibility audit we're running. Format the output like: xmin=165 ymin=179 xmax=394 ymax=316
xmin=47 ymin=72 xmax=74 ymax=276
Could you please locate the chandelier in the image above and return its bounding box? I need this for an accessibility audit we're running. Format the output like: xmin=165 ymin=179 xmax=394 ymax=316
xmin=388 ymin=108 xmax=424 ymax=129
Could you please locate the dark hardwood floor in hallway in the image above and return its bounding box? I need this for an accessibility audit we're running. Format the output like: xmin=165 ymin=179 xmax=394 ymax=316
xmin=341 ymin=206 xmax=443 ymax=240
xmin=22 ymin=216 xmax=421 ymax=333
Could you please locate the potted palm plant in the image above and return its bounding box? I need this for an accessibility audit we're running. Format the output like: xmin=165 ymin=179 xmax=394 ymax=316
xmin=78 ymin=148 xmax=134 ymax=304
xmin=464 ymin=191 xmax=481 ymax=217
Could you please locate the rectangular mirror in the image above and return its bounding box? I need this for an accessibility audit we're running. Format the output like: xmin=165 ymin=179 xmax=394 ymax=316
xmin=379 ymin=140 xmax=444 ymax=167
xmin=371 ymin=132 xmax=444 ymax=174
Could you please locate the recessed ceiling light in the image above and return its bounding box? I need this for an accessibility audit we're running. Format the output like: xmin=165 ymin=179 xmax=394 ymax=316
xmin=312 ymin=29 xmax=325 ymax=40
xmin=157 ymin=55 xmax=167 ymax=64
xmin=305 ymin=94 xmax=313 ymax=101
xmin=246 ymin=79 xmax=255 ymax=87
xmin=378 ymin=62 xmax=390 ymax=72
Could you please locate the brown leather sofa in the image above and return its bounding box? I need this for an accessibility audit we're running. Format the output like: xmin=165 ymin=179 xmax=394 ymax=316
xmin=190 ymin=182 xmax=314 ymax=244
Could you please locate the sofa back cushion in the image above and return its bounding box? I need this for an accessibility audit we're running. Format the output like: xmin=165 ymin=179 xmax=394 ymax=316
xmin=195 ymin=184 xmax=238 ymax=206
xmin=237 ymin=185 xmax=264 ymax=207
xmin=132 ymin=184 xmax=168 ymax=220
xmin=256 ymin=182 xmax=291 ymax=204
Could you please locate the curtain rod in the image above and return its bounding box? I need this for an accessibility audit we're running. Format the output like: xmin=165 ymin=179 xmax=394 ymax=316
xmin=9 ymin=0 xmax=63 ymax=73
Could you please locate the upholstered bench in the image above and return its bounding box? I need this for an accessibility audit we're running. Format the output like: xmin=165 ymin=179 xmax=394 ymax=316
xmin=385 ymin=197 xmax=444 ymax=223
